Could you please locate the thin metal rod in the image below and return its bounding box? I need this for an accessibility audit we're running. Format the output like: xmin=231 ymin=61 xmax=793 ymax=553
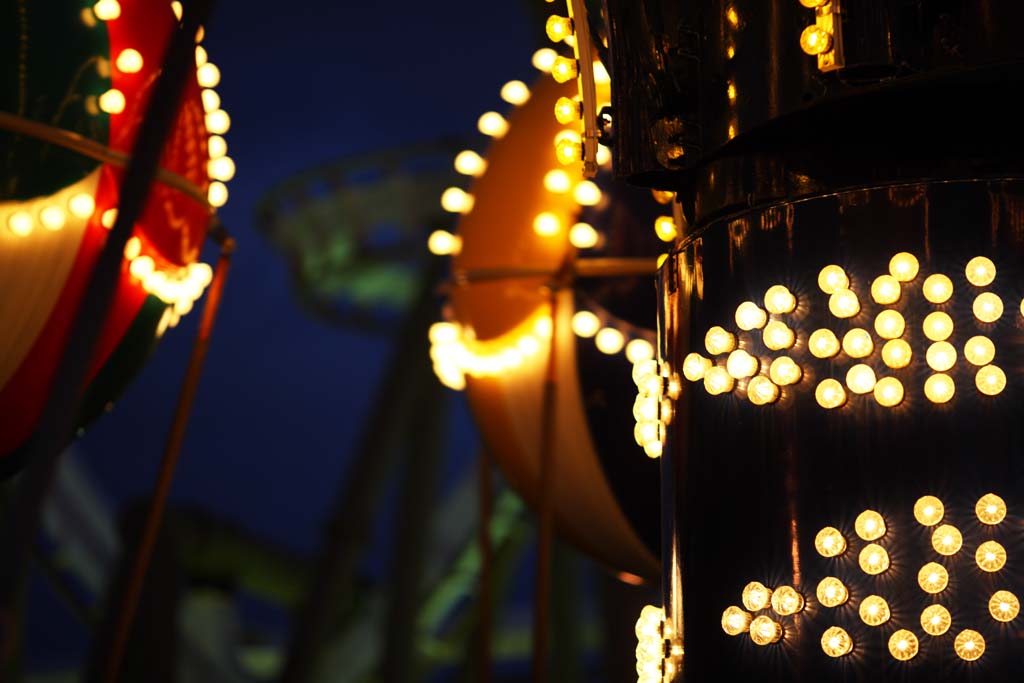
xmin=477 ymin=449 xmax=493 ymax=683
xmin=568 ymin=0 xmax=600 ymax=177
xmin=451 ymin=257 xmax=658 ymax=287
xmin=101 ymin=238 xmax=233 ymax=683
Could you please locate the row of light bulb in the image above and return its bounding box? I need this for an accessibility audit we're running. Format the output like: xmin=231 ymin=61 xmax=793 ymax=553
xmin=635 ymin=605 xmax=672 ymax=683
xmin=3 ymin=178 xmax=101 ymax=238
xmin=124 ymin=236 xmax=213 ymax=318
xmin=428 ymin=318 xmax=551 ymax=392
xmin=630 ymin=358 xmax=680 ymax=459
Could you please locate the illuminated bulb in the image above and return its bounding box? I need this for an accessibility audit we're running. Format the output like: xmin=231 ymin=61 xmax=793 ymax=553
xmin=203 ymin=87 xmax=222 ymax=113
xmin=874 ymin=310 xmax=905 ymax=339
xmin=800 ymin=25 xmax=832 ymax=55
xmin=208 ymin=135 xmax=227 ymax=158
xmin=554 ymin=97 xmax=580 ymax=124
xmin=551 ymin=57 xmax=578 ymax=83
xmin=704 ymin=367 xmax=734 ymax=395
xmin=889 ymin=252 xmax=920 ymax=281
xmin=569 ymin=223 xmax=599 ymax=249
xmin=478 ymin=112 xmax=509 ymax=138
xmin=93 ymin=0 xmax=120 ymax=20
xmin=595 ymin=328 xmax=625 ymax=355
xmin=923 ymin=273 xmax=954 ymax=303
xmin=846 ymin=364 xmax=876 ymax=395
xmin=763 ymin=321 xmax=795 ymax=350
xmin=545 ymin=15 xmax=573 ymax=42
xmin=654 ymin=216 xmax=678 ymax=242
xmin=735 ymin=302 xmax=768 ymax=331
xmin=596 ymin=144 xmax=612 ymax=166
xmin=973 ymin=292 xmax=1003 ymax=323
xmin=643 ymin=441 xmax=663 ymax=459
xmin=855 ymin=510 xmax=886 ymax=541
xmin=593 ymin=60 xmax=610 ymax=85
xmin=964 ymin=336 xmax=995 ymax=366
xmin=532 ymin=47 xmax=557 ymax=72
xmin=749 ymin=616 xmax=782 ymax=646
xmin=814 ymin=526 xmax=847 ymax=557
xmin=7 ymin=211 xmax=33 ymax=236
xmin=208 ymin=181 xmax=228 ymax=208
xmin=859 ymin=544 xmax=890 ymax=575
xmin=926 ymin=341 xmax=956 ymax=372
xmin=816 ymin=577 xmax=849 ymax=608
xmin=829 ymin=288 xmax=860 ymax=318
xmin=989 ymin=590 xmax=1020 ymax=623
xmin=98 ymin=89 xmax=126 ymax=114
xmin=67 ymin=193 xmax=95 ymax=219
xmin=124 ymin=236 xmax=141 ymax=260
xmin=932 ymin=524 xmax=962 ymax=556
xmin=440 ymin=188 xmax=473 ymax=214
xmin=206 ymin=109 xmax=231 ymax=134
xmin=207 ymin=156 xmax=236 ymax=182
xmin=874 ymin=377 xmax=904 ymax=407
xmin=721 ymin=606 xmax=751 ymax=636
xmin=914 ymin=496 xmax=944 ymax=526
xmin=919 ymin=604 xmax=952 ymax=636
xmin=115 ymin=48 xmax=143 ymax=73
xmin=726 ymin=349 xmax=758 ymax=379
xmin=816 ymin=379 xmax=847 ymax=409
xmin=918 ymin=562 xmax=949 ymax=594
xmin=799 ymin=0 xmax=829 ymax=6
xmin=632 ymin=360 xmax=659 ymax=385
xmin=965 ymin=256 xmax=996 ymax=286
xmin=881 ymin=339 xmax=912 ymax=369
xmin=633 ymin=396 xmax=659 ymax=422
xmin=129 ymin=255 xmax=154 ymax=280
xmin=763 ymin=285 xmax=796 ymax=314
xmin=925 ymin=374 xmax=955 ymax=404
xmin=171 ymin=1 xmax=182 ymax=19
xmin=704 ymin=326 xmax=736 ymax=355
xmin=726 ymin=6 xmax=739 ymax=27
xmin=38 ymin=205 xmax=65 ymax=231
xmin=101 ymin=208 xmax=118 ymax=229
xmin=809 ymin=329 xmax=840 ymax=358
xmin=976 ymin=364 xmax=1006 ymax=396
xmin=859 ymin=595 xmax=891 ymax=626
xmin=638 ymin=372 xmax=663 ymax=397
xmin=555 ymin=136 xmax=583 ymax=165
xmin=922 ymin=311 xmax=954 ymax=341
xmin=818 ymin=265 xmax=849 ymax=294
xmin=726 ymin=81 xmax=738 ymax=104
xmin=454 ymin=150 xmax=486 ymax=177
xmin=533 ymin=212 xmax=561 ymax=237
xmin=871 ymin=275 xmax=901 ymax=304
xmin=954 ymin=629 xmax=985 ymax=661
xmin=543 ymin=169 xmax=572 ymax=193
xmin=427 ymin=230 xmax=461 ymax=256
xmin=821 ymin=627 xmax=853 ymax=658
xmin=888 ymin=630 xmax=919 ymax=661
xmin=626 ymin=339 xmax=655 ymax=364
xmin=499 ymin=80 xmax=530 ymax=105
xmin=742 ymin=582 xmax=773 ymax=612
xmin=634 ymin=421 xmax=660 ymax=447
xmin=748 ymin=377 xmax=779 ymax=405
xmin=196 ymin=45 xmax=208 ymax=66
xmin=573 ymin=180 xmax=601 ymax=206
xmin=842 ymin=328 xmax=873 ymax=359
xmin=770 ymin=586 xmax=804 ymax=616
xmin=682 ymin=354 xmax=712 ymax=382
xmin=769 ymin=356 xmax=802 ymax=386
xmin=976 ymin=540 xmax=1007 ymax=572
xmin=976 ymin=493 xmax=1007 ymax=525
xmin=196 ymin=62 xmax=220 ymax=88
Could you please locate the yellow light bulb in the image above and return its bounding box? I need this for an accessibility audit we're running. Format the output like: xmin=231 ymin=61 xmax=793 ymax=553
xmin=741 ymin=581 xmax=772 ymax=611
xmin=889 ymin=251 xmax=920 ymax=281
xmin=573 ymin=180 xmax=602 ymax=206
xmin=762 ymin=321 xmax=795 ymax=350
xmin=101 ymin=208 xmax=117 ymax=229
xmin=735 ymin=301 xmax=768 ymax=330
xmin=924 ymin=373 xmax=955 ymax=404
xmin=965 ymin=256 xmax=996 ymax=287
xmin=973 ymin=292 xmax=1003 ymax=323
xmin=800 ymin=0 xmax=830 ymax=6
xmin=954 ymin=629 xmax=985 ymax=661
xmin=682 ymin=353 xmax=712 ymax=382
xmin=964 ymin=335 xmax=995 ymax=366
xmin=704 ymin=326 xmax=736 ymax=355
xmin=842 ymin=328 xmax=873 ymax=359
xmin=923 ymin=273 xmax=954 ymax=303
xmin=38 ymin=205 xmax=65 ymax=231
xmin=914 ymin=495 xmax=944 ymax=526
xmin=500 ymin=79 xmax=530 ymax=105
xmin=632 ymin=360 xmax=659 ymax=384
xmin=855 ymin=510 xmax=886 ymax=541
xmin=976 ymin=540 xmax=1007 ymax=572
xmin=533 ymin=212 xmax=561 ymax=236
xmin=816 ymin=379 xmax=847 ymax=409
xmin=704 ymin=366 xmax=734 ymax=395
xmin=454 ymin=150 xmax=486 ymax=177
xmin=859 ymin=595 xmax=891 ymax=626
xmin=818 ymin=265 xmax=849 ymax=294
xmin=196 ymin=62 xmax=220 ymax=88
xmin=926 ymin=341 xmax=957 ymax=372
xmin=596 ymin=144 xmax=611 ymax=166
xmin=123 ymin=236 xmax=141 ymax=260
xmin=748 ymin=376 xmax=779 ymax=406
xmin=859 ymin=543 xmax=890 ymax=575
xmin=543 ymin=169 xmax=572 ymax=193
xmin=726 ymin=6 xmax=740 ymax=27
xmin=208 ymin=181 xmax=228 ymax=208
xmin=205 ymin=109 xmax=231 ymax=134
xmin=634 ymin=421 xmax=660 ymax=447
xmin=633 ymin=396 xmax=659 ymax=422
xmin=626 ymin=339 xmax=655 ymax=364
xmin=67 ymin=193 xmax=95 ymax=219
xmin=727 ymin=81 xmax=737 ymax=103
xmin=763 ymin=285 xmax=796 ymax=314
xmin=170 ymin=0 xmax=182 ymax=19
xmin=814 ymin=526 xmax=847 ymax=557
xmin=208 ymin=135 xmax=227 ymax=158
xmin=871 ymin=275 xmax=902 ymax=304
xmin=478 ymin=112 xmax=509 ymax=138
xmin=800 ymin=25 xmax=832 ymax=55
xmin=545 ymin=15 xmax=573 ymax=42
xmin=115 ymin=48 xmax=143 ymax=73
xmin=989 ymin=590 xmax=1020 ymax=623
xmin=846 ymin=363 xmax=877 ymax=395
xmin=874 ymin=310 xmax=905 ymax=339
xmin=571 ymin=311 xmax=600 ymax=339
xmin=920 ymin=604 xmax=951 ymax=636
xmin=770 ymin=586 xmax=804 ymax=616
xmin=874 ymin=377 xmax=904 ymax=407
xmin=654 ymin=216 xmax=678 ymax=242
xmin=207 ymin=156 xmax=235 ymax=182
xmin=976 ymin=364 xmax=1006 ymax=396
xmin=555 ymin=136 xmax=583 ymax=165
xmin=441 ymin=187 xmax=474 ymax=214
xmin=922 ymin=311 xmax=954 ymax=342
xmin=98 ymin=88 xmax=126 ymax=114
xmin=769 ymin=356 xmax=802 ymax=386
xmin=829 ymin=288 xmax=860 ymax=318
xmin=7 ymin=210 xmax=32 ymax=236
xmin=651 ymin=189 xmax=675 ymax=205
xmin=881 ymin=339 xmax=912 ymax=369
xmin=721 ymin=606 xmax=752 ymax=636
xmin=595 ymin=328 xmax=625 ymax=354
xmin=427 ymin=230 xmax=461 ymax=256
xmin=569 ymin=222 xmax=599 ymax=249
xmin=749 ymin=616 xmax=782 ymax=646
xmin=816 ymin=577 xmax=849 ymax=608
xmin=551 ymin=56 xmax=578 ymax=83
xmin=195 ymin=45 xmax=208 ymax=66
xmin=976 ymin=493 xmax=1007 ymax=525
xmin=809 ymin=329 xmax=840 ymax=358
xmin=821 ymin=626 xmax=853 ymax=658
xmin=93 ymin=0 xmax=120 ymax=20
xmin=643 ymin=440 xmax=663 ymax=459
xmin=888 ymin=630 xmax=919 ymax=661
xmin=531 ymin=47 xmax=557 ymax=72
xmin=554 ymin=96 xmax=580 ymax=124
xmin=918 ymin=562 xmax=949 ymax=594
xmin=726 ymin=349 xmax=758 ymax=379
xmin=129 ymin=255 xmax=154 ymax=280
xmin=932 ymin=524 xmax=962 ymax=556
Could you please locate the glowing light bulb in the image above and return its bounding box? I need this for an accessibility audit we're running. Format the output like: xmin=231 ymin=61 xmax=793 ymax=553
xmin=859 ymin=543 xmax=890 ymax=575
xmin=815 ymin=526 xmax=847 ymax=557
xmin=769 ymin=356 xmax=802 ymax=386
xmin=976 ymin=540 xmax=1007 ymax=572
xmin=545 ymin=15 xmax=573 ymax=42
xmin=770 ymin=586 xmax=804 ymax=616
xmin=749 ymin=616 xmax=782 ymax=646
xmin=555 ymin=136 xmax=583 ymax=165
xmin=208 ymin=181 xmax=228 ymax=207
xmin=196 ymin=62 xmax=220 ymax=88
xmin=881 ymin=339 xmax=912 ymax=369
xmin=573 ymin=180 xmax=602 ymax=206
xmin=123 ymin=236 xmax=141 ymax=260
xmin=871 ymin=275 xmax=902 ymax=304
xmin=454 ymin=150 xmax=486 ymax=177
xmin=726 ymin=349 xmax=758 ymax=379
xmin=855 ymin=510 xmax=886 ymax=541
xmin=954 ymin=629 xmax=985 ymax=661
xmin=735 ymin=302 xmax=768 ymax=330
xmin=726 ymin=6 xmax=739 ymax=27
xmin=809 ymin=329 xmax=840 ymax=358
xmin=427 ymin=230 xmax=461 ymax=256
xmin=874 ymin=310 xmax=905 ymax=339
xmin=554 ymin=97 xmax=580 ymax=124
xmin=816 ymin=379 xmax=847 ymax=409
xmin=208 ymin=156 xmax=236 ymax=182
xmin=973 ymin=292 xmax=1003 ymax=323
xmin=7 ymin=211 xmax=32 ymax=236
xmin=964 ymin=336 xmax=995 ymax=366
xmin=889 ymin=252 xmax=920 ymax=281
xmin=93 ymin=0 xmax=120 ymax=20
xmin=115 ymin=48 xmax=143 ymax=73
xmin=626 ymin=339 xmax=655 ymax=364
xmin=478 ymin=112 xmax=509 ymax=138
xmin=704 ymin=366 xmax=734 ymax=395
xmin=569 ymin=222 xmax=599 ymax=249
xmin=682 ymin=353 xmax=712 ymax=382
xmin=98 ymin=89 xmax=126 ymax=114
xmin=543 ymin=169 xmax=571 ymax=193
xmin=932 ymin=524 xmax=962 ymax=556
xmin=208 ymin=135 xmax=227 ymax=158
xmin=441 ymin=187 xmax=473 ymax=214
xmin=918 ymin=604 xmax=952 ymax=637
xmin=763 ymin=285 xmax=796 ymax=314
xmin=500 ymin=79 xmax=530 ymax=105
xmin=633 ymin=396 xmax=659 ymax=422
xmin=704 ymin=326 xmax=736 ymax=355
xmin=551 ymin=56 xmax=578 ymax=83
xmin=643 ymin=441 xmax=663 ymax=459
xmin=762 ymin=321 xmax=795 ymax=350
xmin=976 ymin=364 xmax=1006 ymax=396
xmin=37 ymin=205 xmax=65 ymax=231
xmin=925 ymin=373 xmax=955 ymax=404
xmin=101 ymin=208 xmax=117 ymax=229
xmin=918 ymin=562 xmax=949 ymax=594
xmin=596 ymin=144 xmax=611 ymax=166
xmin=66 ymin=193 xmax=95 ymax=219
xmin=651 ymin=190 xmax=675 ymax=205
xmin=914 ymin=496 xmax=944 ymax=526
xmin=595 ymin=328 xmax=625 ymax=354
xmin=205 ymin=109 xmax=231 ymax=134
xmin=829 ymin=288 xmax=860 ymax=318
xmin=922 ymin=311 xmax=954 ymax=342
xmin=634 ymin=421 xmax=660 ymax=447
xmin=975 ymin=493 xmax=1007 ymax=525
xmin=965 ymin=256 xmax=996 ymax=286
xmin=859 ymin=595 xmax=891 ymax=626
xmin=742 ymin=582 xmax=772 ymax=611
xmin=654 ymin=216 xmax=678 ymax=242
xmin=842 ymin=328 xmax=873 ymax=359
xmin=874 ymin=377 xmax=904 ymax=407
xmin=632 ymin=360 xmax=659 ymax=385
xmin=532 ymin=47 xmax=557 ymax=72
xmin=721 ymin=606 xmax=751 ymax=636
xmin=926 ymin=341 xmax=956 ymax=372
xmin=748 ymin=376 xmax=779 ymax=405
xmin=129 ymin=255 xmax=154 ymax=280
xmin=196 ymin=45 xmax=208 ymax=66
xmin=989 ymin=590 xmax=1020 ymax=623
xmin=800 ymin=25 xmax=832 ymax=55
xmin=821 ymin=626 xmax=852 ymax=658
xmin=818 ymin=265 xmax=849 ymax=294
xmin=726 ymin=81 xmax=737 ymax=103
xmin=533 ymin=212 xmax=562 ymax=237
xmin=799 ymin=0 xmax=830 ymax=6
xmin=816 ymin=577 xmax=849 ymax=608
xmin=170 ymin=0 xmax=182 ymax=19
xmin=888 ymin=630 xmax=919 ymax=661
xmin=846 ymin=364 xmax=876 ymax=395
xmin=922 ymin=273 xmax=954 ymax=303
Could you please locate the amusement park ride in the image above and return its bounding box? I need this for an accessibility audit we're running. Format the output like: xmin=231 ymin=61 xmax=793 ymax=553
xmin=4 ymin=0 xmax=1024 ymax=682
